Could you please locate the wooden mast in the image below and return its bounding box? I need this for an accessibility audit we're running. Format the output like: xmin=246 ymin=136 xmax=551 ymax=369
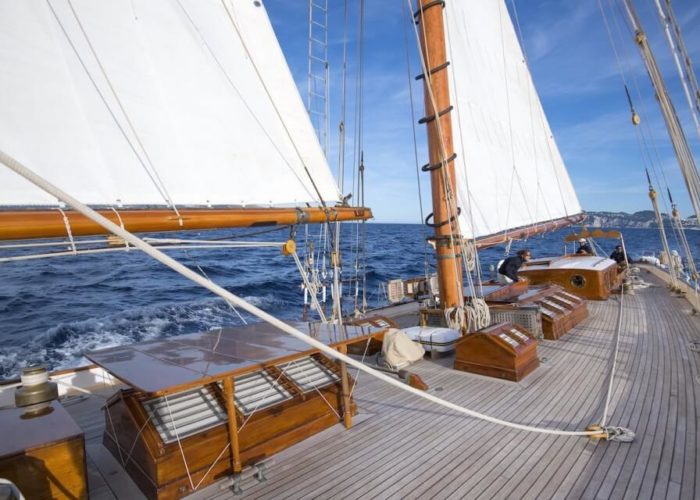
xmin=0 ymin=206 xmax=372 ymax=241
xmin=416 ymin=0 xmax=463 ymax=309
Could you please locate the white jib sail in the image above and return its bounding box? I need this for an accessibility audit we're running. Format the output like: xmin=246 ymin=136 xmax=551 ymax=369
xmin=444 ymin=0 xmax=581 ymax=240
xmin=0 ymin=0 xmax=340 ymax=208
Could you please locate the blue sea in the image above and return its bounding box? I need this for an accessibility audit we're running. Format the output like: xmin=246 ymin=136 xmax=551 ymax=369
xmin=1 ymin=223 xmax=698 ymax=380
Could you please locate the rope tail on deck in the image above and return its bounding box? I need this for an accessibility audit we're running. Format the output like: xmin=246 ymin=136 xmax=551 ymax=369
xmin=0 ymin=150 xmax=633 ymax=442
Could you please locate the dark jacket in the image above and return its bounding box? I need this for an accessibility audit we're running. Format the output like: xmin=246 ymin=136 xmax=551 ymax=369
xmin=576 ymin=242 xmax=593 ymax=255
xmin=498 ymin=255 xmax=524 ymax=282
xmin=610 ymin=248 xmax=626 ymax=264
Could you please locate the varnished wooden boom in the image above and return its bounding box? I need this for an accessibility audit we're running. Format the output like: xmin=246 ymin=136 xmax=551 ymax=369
xmin=475 ymin=213 xmax=587 ymax=250
xmin=0 ymin=206 xmax=372 ymax=241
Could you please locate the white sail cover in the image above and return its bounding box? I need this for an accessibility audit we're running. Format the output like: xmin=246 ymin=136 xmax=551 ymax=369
xmin=444 ymin=1 xmax=581 ymax=239
xmin=0 ymin=0 xmax=340 ymax=207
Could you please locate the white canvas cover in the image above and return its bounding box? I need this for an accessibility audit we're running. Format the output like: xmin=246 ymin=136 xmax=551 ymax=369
xmin=402 ymin=326 xmax=461 ymax=353
xmin=0 ymin=0 xmax=340 ymax=207
xmin=444 ymin=1 xmax=581 ymax=239
xmin=382 ymin=328 xmax=425 ymax=370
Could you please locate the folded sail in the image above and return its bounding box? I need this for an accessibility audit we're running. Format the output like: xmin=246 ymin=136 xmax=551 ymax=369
xmin=444 ymin=1 xmax=581 ymax=240
xmin=0 ymin=0 xmax=340 ymax=208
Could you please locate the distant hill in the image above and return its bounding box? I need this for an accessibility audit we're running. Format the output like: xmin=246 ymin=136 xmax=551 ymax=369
xmin=585 ymin=210 xmax=697 ymax=228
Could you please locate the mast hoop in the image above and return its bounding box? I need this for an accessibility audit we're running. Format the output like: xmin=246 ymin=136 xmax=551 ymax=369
xmin=418 ymin=105 xmax=454 ymax=125
xmin=421 ymin=153 xmax=457 ymax=172
xmin=415 ymin=61 xmax=451 ymax=81
xmin=413 ymin=0 xmax=445 ymax=21
xmin=425 ymin=207 xmax=461 ymax=228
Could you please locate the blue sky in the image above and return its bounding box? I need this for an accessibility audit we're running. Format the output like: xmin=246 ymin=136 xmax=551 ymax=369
xmin=264 ymin=0 xmax=700 ymax=223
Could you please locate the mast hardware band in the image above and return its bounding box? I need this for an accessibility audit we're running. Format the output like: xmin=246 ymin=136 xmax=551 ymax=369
xmin=427 ymin=234 xmax=462 ymax=244
xmin=425 ymin=207 xmax=461 ymax=228
xmin=415 ymin=61 xmax=451 ymax=81
xmin=418 ymin=105 xmax=454 ymax=125
xmin=436 ymin=252 xmax=459 ymax=261
xmin=421 ymin=153 xmax=457 ymax=172
xmin=413 ymin=0 xmax=446 ymax=20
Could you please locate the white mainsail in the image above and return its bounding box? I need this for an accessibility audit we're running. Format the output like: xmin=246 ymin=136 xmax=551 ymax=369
xmin=444 ymin=0 xmax=581 ymax=240
xmin=0 ymin=0 xmax=340 ymax=208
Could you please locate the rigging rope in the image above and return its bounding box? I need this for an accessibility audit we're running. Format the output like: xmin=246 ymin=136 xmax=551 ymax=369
xmin=56 ymin=207 xmax=77 ymax=255
xmin=510 ymin=0 xmax=572 ymax=220
xmin=218 ymin=0 xmax=331 ymax=209
xmin=2 ymin=150 xmax=633 ymax=441
xmin=654 ymin=0 xmax=700 ymax=142
xmin=47 ymin=0 xmax=183 ymax=223
xmin=292 ymin=251 xmax=328 ymax=323
xmin=410 ymin=0 xmax=470 ymax=307
xmin=401 ymin=0 xmax=431 ymax=282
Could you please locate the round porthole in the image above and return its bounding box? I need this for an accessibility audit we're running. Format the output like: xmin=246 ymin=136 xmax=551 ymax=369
xmin=570 ymin=274 xmax=586 ymax=288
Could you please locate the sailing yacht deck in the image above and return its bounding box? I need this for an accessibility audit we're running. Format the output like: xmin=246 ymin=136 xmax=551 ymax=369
xmin=65 ymin=270 xmax=699 ymax=499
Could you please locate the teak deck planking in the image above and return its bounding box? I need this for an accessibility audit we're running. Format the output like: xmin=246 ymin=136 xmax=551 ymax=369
xmin=64 ymin=270 xmax=699 ymax=499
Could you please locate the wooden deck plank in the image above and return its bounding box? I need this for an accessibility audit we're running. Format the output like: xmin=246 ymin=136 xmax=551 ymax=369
xmin=438 ymin=328 xmax=611 ymax=499
xmin=570 ymin=296 xmax=649 ymax=500
xmin=466 ymin=301 xmax=622 ymax=500
xmin=492 ymin=301 xmax=629 ymax=500
xmin=577 ymin=294 xmax=655 ymax=500
xmin=597 ymin=299 xmax=654 ymax=500
xmin=621 ymin=287 xmax=673 ymax=500
xmin=652 ymin=298 xmax=685 ymax=500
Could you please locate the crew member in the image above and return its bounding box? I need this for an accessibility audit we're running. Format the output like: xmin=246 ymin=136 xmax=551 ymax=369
xmin=498 ymin=249 xmax=531 ymax=283
xmin=576 ymin=238 xmax=594 ymax=255
xmin=610 ymin=245 xmax=626 ymax=265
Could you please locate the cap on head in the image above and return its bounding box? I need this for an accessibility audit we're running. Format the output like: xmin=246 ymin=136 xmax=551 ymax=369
xmin=578 ymin=238 xmax=586 ymax=243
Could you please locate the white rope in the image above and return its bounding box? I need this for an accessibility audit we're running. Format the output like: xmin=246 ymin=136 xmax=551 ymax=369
xmin=238 ymin=367 xmax=290 ymax=432
xmin=292 ymin=251 xmax=328 ymax=323
xmin=184 ymin=252 xmax=248 ymax=326
xmin=410 ymin=0 xmax=469 ymax=305
xmin=56 ymin=207 xmax=77 ymax=255
xmin=105 ymin=404 xmax=126 ymax=466
xmin=289 ymin=358 xmax=341 ymax=420
xmin=194 ymin=442 xmax=230 ymax=490
xmin=2 ymin=151 xmax=630 ymax=439
xmin=163 ymin=395 xmax=195 ymax=491
xmin=349 ymin=333 xmax=374 ymax=398
xmin=110 ymin=207 xmax=129 ymax=251
xmin=0 ymin=239 xmax=105 ymax=250
xmin=142 ymin=238 xmax=285 ymax=247
xmin=123 ymin=415 xmax=153 ymax=466
xmin=601 ymin=273 xmax=625 ymax=425
xmin=0 ymin=242 xmax=286 ymax=263
xmin=464 ymin=298 xmax=491 ymax=331
xmin=462 ymin=239 xmax=477 ymax=272
xmin=48 ymin=0 xmax=183 ymax=223
xmin=654 ymin=0 xmax=700 ymax=142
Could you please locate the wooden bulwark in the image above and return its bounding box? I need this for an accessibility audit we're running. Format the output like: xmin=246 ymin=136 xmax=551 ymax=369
xmin=0 ymin=206 xmax=372 ymax=241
